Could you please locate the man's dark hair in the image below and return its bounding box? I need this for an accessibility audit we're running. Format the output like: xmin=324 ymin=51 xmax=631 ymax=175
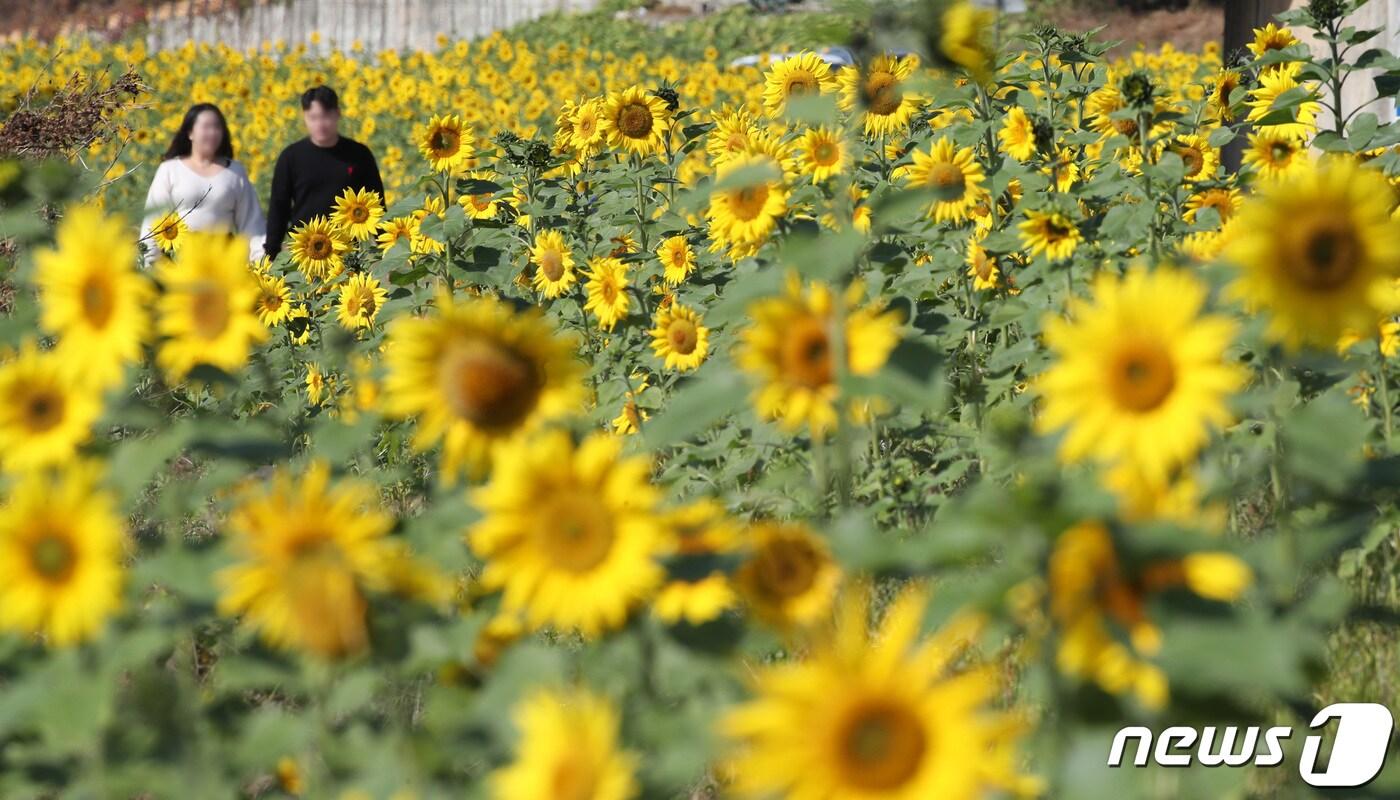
xmin=301 ymin=86 xmax=339 ymax=112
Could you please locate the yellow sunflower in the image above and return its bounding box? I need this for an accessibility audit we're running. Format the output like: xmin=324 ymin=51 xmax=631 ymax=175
xmin=1245 ymin=63 xmax=1320 ymax=140
xmin=654 ymin=499 xmax=740 ymax=626
xmin=286 ymin=304 xmax=313 ymax=345
xmin=722 ymin=583 xmax=1030 ymax=799
xmin=330 ymin=186 xmax=385 ymax=242
xmin=148 ymin=209 xmax=187 ymax=256
xmin=289 ymin=215 xmax=350 ymax=281
xmin=706 ymin=106 xmax=760 ymax=165
xmin=1166 ymin=133 xmax=1220 ymax=183
xmin=796 ymin=125 xmax=849 ymax=183
xmin=0 ymin=342 xmax=100 ymax=473
xmin=217 ymin=461 xmax=400 ymax=659
xmin=155 ymin=232 xmax=268 ymax=380
xmin=656 ymin=235 xmax=697 ymax=285
xmin=467 ymin=431 xmax=665 ymax=637
xmin=762 ymin=52 xmax=837 ymax=118
xmin=1242 ymin=128 xmax=1309 ymax=181
xmin=490 ymin=688 xmax=639 ymax=800
xmin=376 ymin=215 xmax=418 ymax=252
xmin=569 ymin=98 xmax=607 ymax=155
xmin=306 ymin=362 xmax=325 ymax=406
xmin=600 ymin=85 xmax=671 ymax=158
xmin=418 ymin=113 xmax=475 ymax=173
xmin=648 ymin=301 xmax=710 ymax=372
xmin=706 ymin=154 xmax=789 ymax=260
xmin=837 ymin=53 xmax=922 ymax=137
xmin=529 ymin=229 xmax=577 ymax=298
xmin=1018 ymin=209 xmax=1081 ymax=262
xmin=583 ymin=256 xmax=631 ymax=331
xmin=940 ymin=1 xmax=996 ymax=83
xmin=998 ymin=104 xmax=1037 ymax=161
xmin=738 ymin=276 xmax=902 ymax=436
xmin=1036 ymin=267 xmax=1246 ymax=486
xmin=1224 ymin=158 xmax=1400 ymax=348
xmin=383 ymin=292 xmax=584 ymax=482
xmin=900 ymin=137 xmax=987 ymax=224
xmin=253 ymin=270 xmax=292 ymax=327
xmin=336 ymin=272 xmax=389 ymax=330
xmin=734 ymin=521 xmax=842 ymax=630
xmin=33 ymin=204 xmax=151 ymax=390
xmin=1248 ymin=22 xmax=1299 ymax=62
xmin=0 ymin=462 xmax=124 ymax=646
xmin=966 ymin=240 xmax=1001 ymax=290
xmin=1183 ymin=186 xmax=1242 ymax=227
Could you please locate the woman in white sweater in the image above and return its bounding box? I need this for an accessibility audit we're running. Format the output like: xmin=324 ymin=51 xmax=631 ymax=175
xmin=140 ymin=103 xmax=266 ymax=265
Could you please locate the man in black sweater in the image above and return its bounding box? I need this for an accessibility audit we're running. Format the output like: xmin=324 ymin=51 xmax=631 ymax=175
xmin=263 ymin=86 xmax=385 ymax=259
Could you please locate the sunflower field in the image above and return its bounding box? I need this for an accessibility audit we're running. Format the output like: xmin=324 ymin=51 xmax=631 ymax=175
xmin=5 ymin=0 xmax=1400 ymax=796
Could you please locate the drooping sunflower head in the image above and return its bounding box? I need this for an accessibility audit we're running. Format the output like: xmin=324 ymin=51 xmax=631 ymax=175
xmin=419 ymin=113 xmax=475 ymax=173
xmin=331 ymin=186 xmax=385 ymax=241
xmin=761 ymin=52 xmax=836 ymax=118
xmin=289 ymin=215 xmax=350 ymax=281
xmin=1225 ymin=157 xmax=1400 ymax=348
xmin=0 ymin=461 xmax=125 ymax=646
xmin=468 ymin=430 xmax=665 ymax=637
xmin=383 ymin=293 xmax=584 ymax=481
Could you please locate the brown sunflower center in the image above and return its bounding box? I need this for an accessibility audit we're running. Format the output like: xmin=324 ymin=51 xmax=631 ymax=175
xmin=781 ymin=319 xmax=835 ymax=389
xmin=1110 ymin=342 xmax=1176 ymax=413
xmin=190 ymin=284 xmax=231 ymax=340
xmin=617 ymin=103 xmax=654 ymax=139
xmin=539 ymin=250 xmax=565 ymax=282
xmin=864 ymin=71 xmax=902 ymax=116
xmin=751 ymin=535 xmax=820 ymax=601
xmin=785 ymin=73 xmax=819 ymax=99
xmin=81 ymin=275 xmax=114 ymax=328
xmin=1175 ymin=145 xmax=1204 ymax=177
xmin=430 ymin=129 xmax=458 ymax=155
xmin=540 ymin=492 xmax=615 ymax=573
xmin=309 ymin=233 xmax=331 ymax=259
xmin=1294 ymin=219 xmax=1360 ymax=291
xmin=1111 ymin=116 xmax=1139 ymax=137
xmin=925 ymin=162 xmax=967 ymax=201
xmin=350 ymin=205 xmax=369 ymax=224
xmin=438 ymin=338 xmax=543 ymax=432
xmin=812 ymin=140 xmax=839 ymax=166
xmin=1269 ymin=141 xmax=1295 ymax=163
xmin=836 ymin=701 xmax=929 ymax=791
xmin=666 ymin=318 xmax=698 ymax=354
xmin=731 ymin=184 xmax=771 ymax=221
xmin=29 ymin=532 xmax=75 ymax=583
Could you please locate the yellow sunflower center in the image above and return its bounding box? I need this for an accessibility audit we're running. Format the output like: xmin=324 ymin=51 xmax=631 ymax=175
xmin=864 ymin=71 xmax=902 ymax=116
xmin=835 ymin=701 xmax=928 ymax=791
xmin=666 ymin=317 xmax=698 ymax=355
xmin=540 ymin=491 xmax=615 ymax=573
xmin=539 ymin=250 xmax=565 ymax=282
xmin=81 ymin=274 xmax=114 ymax=328
xmin=781 ymin=318 xmax=834 ymax=389
xmin=1293 ymin=218 xmax=1360 ymax=291
xmin=439 ymin=338 xmax=543 ymax=431
xmin=1110 ymin=342 xmax=1177 ymax=413
xmin=29 ymin=532 xmax=76 ymax=583
xmin=617 ymin=103 xmax=654 ymax=139
xmin=925 ymin=162 xmax=967 ymax=201
xmin=190 ymin=284 xmax=231 ymax=340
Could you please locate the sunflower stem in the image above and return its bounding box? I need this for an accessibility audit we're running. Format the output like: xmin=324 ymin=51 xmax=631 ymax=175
xmin=1379 ymin=352 xmax=1393 ymax=446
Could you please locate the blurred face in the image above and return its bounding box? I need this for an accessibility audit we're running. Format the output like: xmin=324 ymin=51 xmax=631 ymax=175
xmin=303 ymin=100 xmax=340 ymax=144
xmin=189 ymin=110 xmax=224 ymax=158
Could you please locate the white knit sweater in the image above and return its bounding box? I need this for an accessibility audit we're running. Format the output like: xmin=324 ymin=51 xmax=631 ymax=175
xmin=140 ymin=158 xmax=266 ymax=264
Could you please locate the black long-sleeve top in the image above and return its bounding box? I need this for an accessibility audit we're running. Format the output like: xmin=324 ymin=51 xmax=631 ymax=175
xmin=263 ymin=135 xmax=385 ymax=258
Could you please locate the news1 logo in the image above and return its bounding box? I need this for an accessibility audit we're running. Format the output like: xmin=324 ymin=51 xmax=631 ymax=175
xmin=1108 ymin=703 xmax=1395 ymax=787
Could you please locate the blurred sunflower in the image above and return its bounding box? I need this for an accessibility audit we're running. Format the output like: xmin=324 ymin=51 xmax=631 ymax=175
xmin=529 ymin=229 xmax=577 ymax=298
xmin=1036 ymin=267 xmax=1245 ymax=486
xmin=1225 ymin=158 xmax=1400 ymax=348
xmin=838 ymin=53 xmax=922 ymax=136
xmin=654 ymin=499 xmax=740 ymax=626
xmin=0 ymin=462 xmax=124 ymax=646
xmin=901 ymin=137 xmax=987 ymax=224
xmin=33 ymin=205 xmax=151 ymax=389
xmin=656 ymin=234 xmax=696 ymax=285
xmin=706 ymin=106 xmax=759 ymax=165
xmin=1241 ymin=128 xmax=1308 ymax=181
xmin=468 ymin=431 xmax=665 ymax=637
xmin=939 ymin=1 xmax=995 ymax=83
xmin=0 ymin=343 xmax=99 ymax=473
xmin=796 ymin=125 xmax=849 ymax=183
xmin=706 ymin=154 xmax=788 ymax=260
xmin=418 ymin=113 xmax=475 ymax=173
xmin=738 ymin=276 xmax=901 ymax=436
xmin=648 ymin=301 xmax=709 ymax=372
xmin=1018 ymin=209 xmax=1081 ymax=262
xmin=762 ymin=52 xmax=836 ymax=118
xmin=217 ymin=461 xmax=399 ymax=659
xmin=998 ymin=105 xmax=1036 ymax=161
xmin=330 ymin=186 xmax=385 ymax=241
xmin=583 ymin=256 xmax=631 ymax=331
xmin=734 ymin=521 xmax=841 ymax=629
xmin=722 ymin=583 xmax=1031 ymax=799
xmin=490 ymin=688 xmax=638 ymax=800
xmin=1183 ymin=186 xmax=1242 ymax=227
xmin=289 ymin=215 xmax=350 ymax=281
xmin=383 ymin=293 xmax=583 ymax=481
xmin=336 ymin=272 xmax=388 ymax=330
xmin=155 ymin=232 xmax=268 ymax=380
xmin=966 ymin=240 xmax=1001 ymax=290
xmin=600 ymin=85 xmax=670 ymax=157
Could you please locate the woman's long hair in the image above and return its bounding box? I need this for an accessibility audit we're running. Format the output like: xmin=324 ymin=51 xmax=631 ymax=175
xmin=162 ymin=103 xmax=235 ymax=163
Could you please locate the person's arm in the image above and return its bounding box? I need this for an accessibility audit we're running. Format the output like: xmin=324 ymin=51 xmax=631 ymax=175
xmin=263 ymin=147 xmax=293 ymax=259
xmin=231 ymin=163 xmax=267 ymax=262
xmin=139 ymin=161 xmax=174 ymax=268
